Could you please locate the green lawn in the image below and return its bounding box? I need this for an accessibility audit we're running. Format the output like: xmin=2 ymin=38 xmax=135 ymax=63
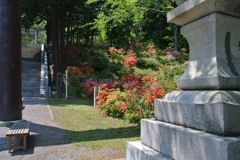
xmin=48 ymin=98 xmax=140 ymax=151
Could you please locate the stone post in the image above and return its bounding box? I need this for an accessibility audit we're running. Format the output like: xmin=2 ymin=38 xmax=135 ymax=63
xmin=0 ymin=1 xmax=22 ymax=122
xmin=127 ymin=0 xmax=240 ymax=159
xmin=35 ymin=30 xmax=39 ymax=44
xmin=94 ymin=86 xmax=101 ymax=107
xmin=56 ymin=73 xmax=62 ymax=98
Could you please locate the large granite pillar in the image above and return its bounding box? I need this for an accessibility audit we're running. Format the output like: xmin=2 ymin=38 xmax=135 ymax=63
xmin=127 ymin=0 xmax=240 ymax=159
xmin=0 ymin=1 xmax=22 ymax=121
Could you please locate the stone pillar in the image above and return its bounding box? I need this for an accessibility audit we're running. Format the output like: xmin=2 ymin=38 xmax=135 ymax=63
xmin=127 ymin=0 xmax=240 ymax=159
xmin=0 ymin=1 xmax=22 ymax=121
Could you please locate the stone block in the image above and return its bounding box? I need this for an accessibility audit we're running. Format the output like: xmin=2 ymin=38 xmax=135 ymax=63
xmin=176 ymin=0 xmax=187 ymax=6
xmin=177 ymin=13 xmax=240 ymax=90
xmin=126 ymin=141 xmax=173 ymax=160
xmin=154 ymin=91 xmax=240 ymax=135
xmin=141 ymin=119 xmax=240 ymax=160
xmin=167 ymin=0 xmax=240 ymax=26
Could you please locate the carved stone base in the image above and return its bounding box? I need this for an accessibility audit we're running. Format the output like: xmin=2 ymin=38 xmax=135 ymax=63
xmin=178 ymin=13 xmax=240 ymax=90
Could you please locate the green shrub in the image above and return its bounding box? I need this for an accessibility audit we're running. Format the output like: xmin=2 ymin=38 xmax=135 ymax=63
xmin=137 ymin=57 xmax=159 ymax=69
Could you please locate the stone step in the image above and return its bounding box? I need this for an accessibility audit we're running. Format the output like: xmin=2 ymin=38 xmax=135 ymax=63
xmin=22 ymin=92 xmax=40 ymax=97
xmin=21 ymin=45 xmax=41 ymax=55
xmin=154 ymin=91 xmax=240 ymax=136
xmin=22 ymin=81 xmax=40 ymax=88
xmin=22 ymin=69 xmax=40 ymax=72
xmin=140 ymin=119 xmax=240 ymax=160
xmin=21 ymin=59 xmax=41 ymax=97
xmin=22 ymin=87 xmax=40 ymax=97
xmin=22 ymin=68 xmax=41 ymax=73
xmin=126 ymin=141 xmax=173 ymax=160
xmin=22 ymin=71 xmax=41 ymax=79
xmin=22 ymin=87 xmax=40 ymax=92
xmin=22 ymin=63 xmax=41 ymax=69
xmin=22 ymin=75 xmax=40 ymax=82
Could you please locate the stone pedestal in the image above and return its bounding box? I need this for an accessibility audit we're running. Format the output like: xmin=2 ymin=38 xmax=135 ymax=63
xmin=178 ymin=13 xmax=240 ymax=90
xmin=154 ymin=91 xmax=240 ymax=136
xmin=140 ymin=119 xmax=240 ymax=160
xmin=126 ymin=0 xmax=240 ymax=159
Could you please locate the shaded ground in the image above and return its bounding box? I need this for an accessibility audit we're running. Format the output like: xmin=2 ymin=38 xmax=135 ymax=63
xmin=0 ymin=98 xmax=125 ymax=160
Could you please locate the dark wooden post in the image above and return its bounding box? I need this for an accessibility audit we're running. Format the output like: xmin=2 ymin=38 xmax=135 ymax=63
xmin=0 ymin=1 xmax=22 ymax=121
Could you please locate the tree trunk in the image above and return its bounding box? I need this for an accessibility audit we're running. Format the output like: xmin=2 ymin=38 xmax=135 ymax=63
xmin=0 ymin=1 xmax=22 ymax=121
xmin=46 ymin=20 xmax=52 ymax=45
xmin=174 ymin=25 xmax=179 ymax=51
xmin=51 ymin=1 xmax=60 ymax=84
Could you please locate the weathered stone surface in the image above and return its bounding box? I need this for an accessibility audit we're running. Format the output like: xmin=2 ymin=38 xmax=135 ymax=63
xmin=126 ymin=141 xmax=173 ymax=160
xmin=177 ymin=13 xmax=240 ymax=90
xmin=154 ymin=91 xmax=240 ymax=135
xmin=141 ymin=119 xmax=240 ymax=160
xmin=176 ymin=0 xmax=187 ymax=6
xmin=167 ymin=0 xmax=240 ymax=26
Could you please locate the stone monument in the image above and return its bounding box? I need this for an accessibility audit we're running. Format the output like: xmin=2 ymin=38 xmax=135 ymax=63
xmin=126 ymin=0 xmax=240 ymax=159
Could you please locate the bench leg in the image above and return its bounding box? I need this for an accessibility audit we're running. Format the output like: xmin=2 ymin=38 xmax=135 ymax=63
xmin=8 ymin=136 xmax=12 ymax=152
xmin=23 ymin=135 xmax=27 ymax=150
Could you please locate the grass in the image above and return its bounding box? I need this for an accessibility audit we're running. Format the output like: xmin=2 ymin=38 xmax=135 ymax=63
xmin=48 ymin=98 xmax=140 ymax=151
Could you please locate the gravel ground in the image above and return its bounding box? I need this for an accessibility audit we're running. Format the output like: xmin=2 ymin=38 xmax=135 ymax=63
xmin=0 ymin=98 xmax=125 ymax=160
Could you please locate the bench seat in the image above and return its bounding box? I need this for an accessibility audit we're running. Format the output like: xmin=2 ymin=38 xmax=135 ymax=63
xmin=6 ymin=120 xmax=30 ymax=152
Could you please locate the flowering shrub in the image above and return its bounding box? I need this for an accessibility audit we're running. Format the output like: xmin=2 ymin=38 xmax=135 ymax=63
xmin=124 ymin=75 xmax=165 ymax=123
xmin=63 ymin=43 xmax=188 ymax=123
xmin=80 ymin=78 xmax=99 ymax=95
xmin=108 ymin=47 xmax=118 ymax=55
xmin=79 ymin=78 xmax=117 ymax=97
xmin=165 ymin=47 xmax=179 ymax=61
xmin=97 ymin=88 xmax=129 ymax=118
xmin=67 ymin=66 xmax=83 ymax=89
xmin=96 ymin=74 xmax=166 ymax=123
xmin=141 ymin=44 xmax=158 ymax=58
xmin=108 ymin=47 xmax=125 ymax=56
xmin=122 ymin=74 xmax=140 ymax=88
xmin=66 ymin=64 xmax=95 ymax=97
xmin=124 ymin=56 xmax=137 ymax=67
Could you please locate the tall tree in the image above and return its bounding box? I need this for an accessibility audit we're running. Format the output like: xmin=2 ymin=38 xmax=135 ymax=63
xmin=87 ymin=0 xmax=185 ymax=49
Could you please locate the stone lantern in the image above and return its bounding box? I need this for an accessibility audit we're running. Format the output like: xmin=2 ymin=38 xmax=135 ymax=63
xmin=127 ymin=0 xmax=240 ymax=159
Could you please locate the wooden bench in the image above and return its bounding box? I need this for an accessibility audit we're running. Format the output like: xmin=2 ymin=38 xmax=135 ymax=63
xmin=6 ymin=120 xmax=30 ymax=152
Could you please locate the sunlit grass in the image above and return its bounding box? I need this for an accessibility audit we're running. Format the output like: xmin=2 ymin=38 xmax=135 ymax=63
xmin=48 ymin=98 xmax=140 ymax=151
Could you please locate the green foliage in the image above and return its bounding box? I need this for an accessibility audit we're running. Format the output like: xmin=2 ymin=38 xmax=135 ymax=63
xmin=21 ymin=0 xmax=50 ymax=29
xmin=22 ymin=23 xmax=47 ymax=44
xmin=90 ymin=56 xmax=109 ymax=72
xmin=134 ymin=68 xmax=157 ymax=77
xmin=137 ymin=57 xmax=159 ymax=69
xmin=86 ymin=0 xmax=184 ymax=48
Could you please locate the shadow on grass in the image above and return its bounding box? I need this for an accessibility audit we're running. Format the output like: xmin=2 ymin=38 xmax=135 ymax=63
xmin=48 ymin=98 xmax=93 ymax=107
xmin=6 ymin=122 xmax=139 ymax=156
xmin=64 ymin=126 xmax=140 ymax=143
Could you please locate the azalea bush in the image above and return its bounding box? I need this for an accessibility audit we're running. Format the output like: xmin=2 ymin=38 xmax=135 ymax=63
xmin=63 ymin=43 xmax=188 ymax=123
xmin=96 ymin=74 xmax=167 ymax=123
xmin=97 ymin=88 xmax=128 ymax=118
xmin=66 ymin=64 xmax=95 ymax=97
xmin=80 ymin=78 xmax=117 ymax=97
xmin=124 ymin=75 xmax=165 ymax=123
